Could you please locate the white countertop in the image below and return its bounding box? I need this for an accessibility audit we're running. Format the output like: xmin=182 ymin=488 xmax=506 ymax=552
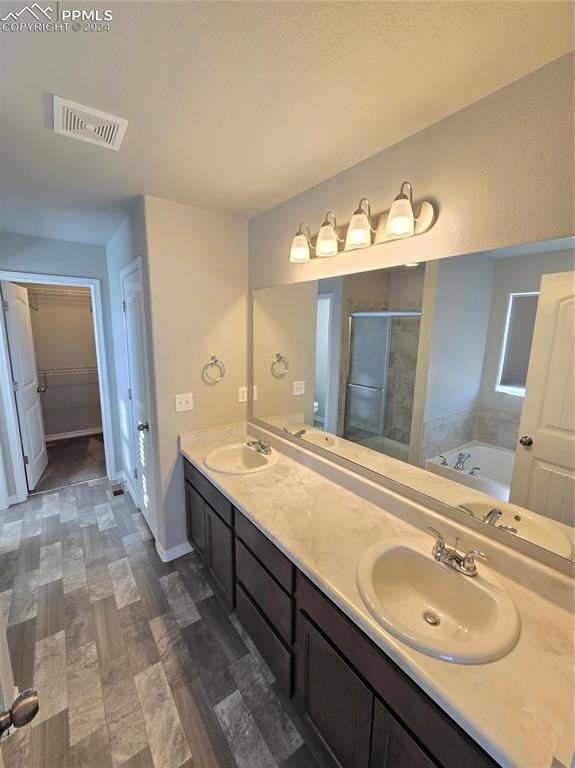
xmin=179 ymin=424 xmax=574 ymax=768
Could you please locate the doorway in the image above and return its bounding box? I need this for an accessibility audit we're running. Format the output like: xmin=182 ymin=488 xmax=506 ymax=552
xmin=0 ymin=272 xmax=115 ymax=506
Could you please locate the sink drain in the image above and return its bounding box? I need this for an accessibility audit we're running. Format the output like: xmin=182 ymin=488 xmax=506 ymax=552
xmin=423 ymin=611 xmax=440 ymax=626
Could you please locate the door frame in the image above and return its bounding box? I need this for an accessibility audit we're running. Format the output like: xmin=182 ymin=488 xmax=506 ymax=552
xmin=0 ymin=270 xmax=116 ymax=503
xmin=119 ymin=258 xmax=156 ymax=529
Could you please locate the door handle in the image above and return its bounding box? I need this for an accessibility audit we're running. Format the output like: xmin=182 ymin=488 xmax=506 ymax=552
xmin=519 ymin=435 xmax=533 ymax=447
xmin=0 ymin=689 xmax=39 ymax=737
xmin=137 ymin=422 xmax=149 ymax=432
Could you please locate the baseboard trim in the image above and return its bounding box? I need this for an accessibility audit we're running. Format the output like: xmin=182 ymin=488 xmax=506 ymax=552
xmin=46 ymin=428 xmax=103 ymax=442
xmin=155 ymin=539 xmax=192 ymax=563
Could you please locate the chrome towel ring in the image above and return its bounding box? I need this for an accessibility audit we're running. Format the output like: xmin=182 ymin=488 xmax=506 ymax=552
xmin=271 ymin=353 xmax=289 ymax=379
xmin=202 ymin=356 xmax=226 ymax=384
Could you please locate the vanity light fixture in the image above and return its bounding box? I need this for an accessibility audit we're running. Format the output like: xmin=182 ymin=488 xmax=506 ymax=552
xmin=289 ymin=223 xmax=313 ymax=263
xmin=315 ymin=211 xmax=341 ymax=258
xmin=386 ymin=181 xmax=415 ymax=238
xmin=345 ymin=198 xmax=374 ymax=250
xmin=288 ymin=180 xmax=436 ymax=263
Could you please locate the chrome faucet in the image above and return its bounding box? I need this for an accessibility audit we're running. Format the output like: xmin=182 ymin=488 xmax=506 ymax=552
xmin=425 ymin=526 xmax=488 ymax=577
xmin=454 ymin=452 xmax=472 ymax=471
xmin=283 ymin=427 xmax=306 ymax=438
xmin=483 ymin=508 xmax=503 ymax=525
xmin=247 ymin=435 xmax=272 ymax=455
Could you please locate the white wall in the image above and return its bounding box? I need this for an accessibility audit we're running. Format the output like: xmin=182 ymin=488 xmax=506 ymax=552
xmin=0 ymin=231 xmax=121 ymax=486
xmin=423 ymin=253 xmax=495 ymax=421
xmin=28 ymin=291 xmax=102 ymax=437
xmin=249 ymin=54 xmax=574 ymax=290
xmin=478 ymin=247 xmax=575 ymax=414
xmin=106 ymin=201 xmax=148 ymax=496
xmin=142 ymin=196 xmax=248 ymax=554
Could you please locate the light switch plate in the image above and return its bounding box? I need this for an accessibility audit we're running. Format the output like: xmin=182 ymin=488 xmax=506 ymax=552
xmin=293 ymin=381 xmax=305 ymax=396
xmin=175 ymin=392 xmax=194 ymax=412
xmin=238 ymin=386 xmax=247 ymax=403
xmin=253 ymin=385 xmax=258 ymax=401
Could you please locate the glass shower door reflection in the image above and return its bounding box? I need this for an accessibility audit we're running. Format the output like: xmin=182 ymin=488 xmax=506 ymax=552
xmin=344 ymin=314 xmax=391 ymax=445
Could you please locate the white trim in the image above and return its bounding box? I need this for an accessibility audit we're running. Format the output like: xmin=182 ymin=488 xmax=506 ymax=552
xmin=155 ymin=539 xmax=192 ymax=563
xmin=0 ymin=271 xmax=117 ymax=503
xmin=120 ymin=257 xmax=158 ymax=538
xmin=0 ymin=295 xmax=28 ymax=505
xmin=45 ymin=428 xmax=103 ymax=442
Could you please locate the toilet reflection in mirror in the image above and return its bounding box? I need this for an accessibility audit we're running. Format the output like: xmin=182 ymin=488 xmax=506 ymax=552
xmin=252 ymin=238 xmax=575 ymax=560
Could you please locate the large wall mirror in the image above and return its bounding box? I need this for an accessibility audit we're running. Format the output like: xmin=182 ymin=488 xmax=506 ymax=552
xmin=252 ymin=238 xmax=575 ymax=562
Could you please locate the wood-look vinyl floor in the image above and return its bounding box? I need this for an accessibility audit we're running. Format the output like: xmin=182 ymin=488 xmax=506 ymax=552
xmin=0 ymin=479 xmax=325 ymax=768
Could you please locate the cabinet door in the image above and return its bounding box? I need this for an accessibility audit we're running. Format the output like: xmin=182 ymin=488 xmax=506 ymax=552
xmin=206 ymin=505 xmax=235 ymax=609
xmin=371 ymin=699 xmax=437 ymax=768
xmin=185 ymin=481 xmax=206 ymax=559
xmin=297 ymin=612 xmax=372 ymax=768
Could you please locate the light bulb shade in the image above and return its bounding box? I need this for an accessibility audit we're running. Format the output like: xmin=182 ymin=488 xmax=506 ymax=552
xmin=345 ymin=211 xmax=372 ymax=250
xmin=290 ymin=233 xmax=310 ymax=262
xmin=315 ymin=223 xmax=338 ymax=257
xmin=386 ymin=196 xmax=415 ymax=238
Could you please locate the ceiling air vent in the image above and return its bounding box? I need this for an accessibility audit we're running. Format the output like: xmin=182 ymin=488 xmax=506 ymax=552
xmin=53 ymin=95 xmax=128 ymax=151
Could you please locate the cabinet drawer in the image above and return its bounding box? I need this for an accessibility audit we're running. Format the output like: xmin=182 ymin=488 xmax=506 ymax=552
xmin=236 ymin=539 xmax=293 ymax=644
xmin=236 ymin=512 xmax=294 ymax=593
xmin=236 ymin=583 xmax=293 ymax=696
xmin=184 ymin=459 xmax=234 ymax=526
xmin=297 ymin=574 xmax=498 ymax=768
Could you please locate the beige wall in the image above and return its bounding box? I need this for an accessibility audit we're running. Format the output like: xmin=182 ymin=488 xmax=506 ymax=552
xmin=28 ymin=290 xmax=102 ymax=437
xmin=143 ymin=195 xmax=248 ymax=553
xmin=253 ymin=282 xmax=318 ymax=425
xmin=249 ymin=54 xmax=574 ymax=290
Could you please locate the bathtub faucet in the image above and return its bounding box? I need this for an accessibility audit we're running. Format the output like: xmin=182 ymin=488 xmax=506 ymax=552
xmin=454 ymin=452 xmax=472 ymax=471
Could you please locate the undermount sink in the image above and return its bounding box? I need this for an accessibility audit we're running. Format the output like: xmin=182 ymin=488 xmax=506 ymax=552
xmin=203 ymin=443 xmax=278 ymax=475
xmin=458 ymin=497 xmax=574 ymax=559
xmin=357 ymin=537 xmax=520 ymax=664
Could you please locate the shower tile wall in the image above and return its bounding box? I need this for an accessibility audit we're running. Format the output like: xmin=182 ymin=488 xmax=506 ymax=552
xmin=383 ymin=316 xmax=421 ymax=445
xmin=420 ymin=406 xmax=521 ymax=463
xmin=474 ymin=406 xmax=520 ymax=451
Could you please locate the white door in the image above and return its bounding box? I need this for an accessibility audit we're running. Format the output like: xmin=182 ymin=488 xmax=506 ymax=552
xmin=510 ymin=271 xmax=575 ymax=526
xmin=1 ymin=282 xmax=47 ymax=490
xmin=121 ymin=264 xmax=154 ymax=534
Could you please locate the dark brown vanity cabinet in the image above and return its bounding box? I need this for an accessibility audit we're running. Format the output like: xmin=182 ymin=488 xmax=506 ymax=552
xmin=184 ymin=461 xmax=234 ymax=609
xmin=370 ymin=699 xmax=437 ymax=768
xmin=183 ymin=459 xmax=500 ymax=768
xmin=297 ymin=611 xmax=373 ymax=768
xmin=235 ymin=512 xmax=296 ymax=696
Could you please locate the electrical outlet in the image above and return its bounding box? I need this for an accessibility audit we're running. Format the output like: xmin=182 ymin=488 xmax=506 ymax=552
xmin=175 ymin=392 xmax=194 ymax=412
xmin=238 ymin=386 xmax=247 ymax=403
xmin=293 ymin=380 xmax=305 ymax=396
xmin=252 ymin=385 xmax=258 ymax=401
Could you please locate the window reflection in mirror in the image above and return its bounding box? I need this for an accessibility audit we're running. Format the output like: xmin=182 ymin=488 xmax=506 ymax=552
xmin=252 ymin=240 xmax=575 ymax=561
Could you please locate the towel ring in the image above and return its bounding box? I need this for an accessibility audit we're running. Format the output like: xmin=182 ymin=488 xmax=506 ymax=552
xmin=202 ymin=356 xmax=226 ymax=384
xmin=271 ymin=353 xmax=289 ymax=379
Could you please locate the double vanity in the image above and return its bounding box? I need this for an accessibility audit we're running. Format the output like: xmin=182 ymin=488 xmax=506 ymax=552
xmin=180 ymin=423 xmax=573 ymax=768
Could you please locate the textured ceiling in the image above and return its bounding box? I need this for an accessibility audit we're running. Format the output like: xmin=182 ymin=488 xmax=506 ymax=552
xmin=0 ymin=1 xmax=573 ymax=245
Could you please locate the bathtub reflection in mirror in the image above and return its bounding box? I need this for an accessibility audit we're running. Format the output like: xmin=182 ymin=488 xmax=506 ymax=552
xmin=252 ymin=238 xmax=575 ymax=561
